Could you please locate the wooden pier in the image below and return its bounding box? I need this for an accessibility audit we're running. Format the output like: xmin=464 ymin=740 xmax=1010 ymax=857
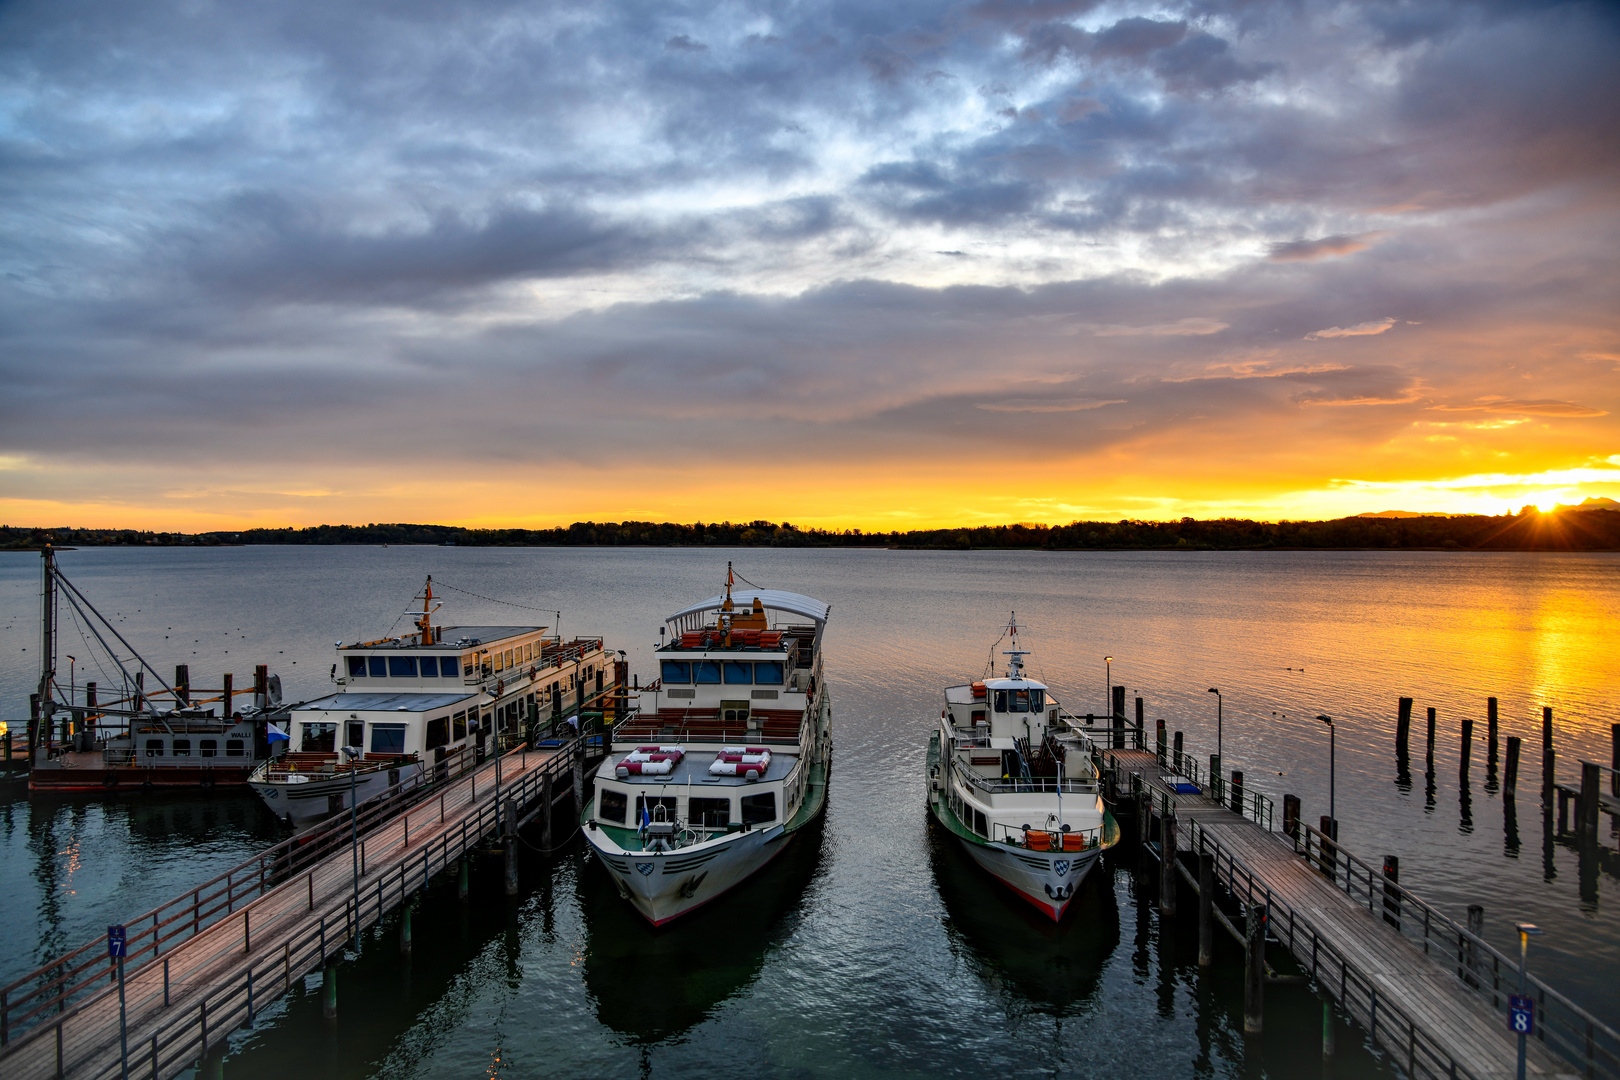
xmin=1099 ymin=741 xmax=1615 ymax=1080
xmin=0 ymin=736 xmax=602 ymax=1080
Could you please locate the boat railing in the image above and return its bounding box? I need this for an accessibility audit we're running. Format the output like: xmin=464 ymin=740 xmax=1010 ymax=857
xmin=952 ymin=760 xmax=1099 ymax=796
xmin=989 ymin=819 xmax=1107 ymax=851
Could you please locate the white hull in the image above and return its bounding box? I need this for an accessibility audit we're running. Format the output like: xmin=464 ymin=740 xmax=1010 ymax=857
xmin=251 ymin=760 xmax=425 ymax=825
xmin=584 ymin=824 xmax=792 ymax=926
xmin=952 ymin=824 xmax=1103 ymax=920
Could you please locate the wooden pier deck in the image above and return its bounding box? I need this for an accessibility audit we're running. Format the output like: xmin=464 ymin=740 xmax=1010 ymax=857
xmin=1100 ymin=746 xmax=1599 ymax=1080
xmin=0 ymin=740 xmax=593 ymax=1080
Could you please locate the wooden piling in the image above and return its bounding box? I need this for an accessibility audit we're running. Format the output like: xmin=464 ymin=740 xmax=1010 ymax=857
xmin=175 ymin=664 xmax=190 ymax=706
xmin=1155 ymin=719 xmax=1167 ymax=765
xmin=1112 ymin=685 xmax=1126 ymax=749
xmin=1230 ymin=770 xmax=1244 ymax=814
xmin=1323 ymin=1000 xmax=1336 ymax=1057
xmin=222 ymin=672 xmax=232 ymax=718
xmin=1382 ymin=855 xmax=1401 ymax=928
xmin=540 ymin=771 xmax=553 ymax=852
xmin=1460 ymin=716 xmax=1473 ymax=780
xmin=1172 ymin=730 xmax=1184 ymax=773
xmin=1197 ymin=851 xmax=1214 ymax=967
xmin=503 ymin=798 xmax=519 ymax=895
xmin=1580 ymin=761 xmax=1600 ymax=841
xmin=1487 ymin=698 xmax=1499 ymax=773
xmin=321 ymin=966 xmax=337 ymax=1021
xmin=1542 ymin=707 xmax=1555 ymax=807
xmin=1612 ymin=724 xmax=1620 ymax=797
xmin=1159 ymin=814 xmax=1178 ymax=916
xmin=1134 ymin=696 xmax=1144 ymax=751
xmin=1505 ymin=736 xmax=1521 ymax=792
xmin=457 ymin=858 xmax=469 ymax=901
xmin=1244 ymin=902 xmax=1266 ymax=1034
xmin=1426 ymin=707 xmax=1436 ymax=771
xmin=399 ymin=903 xmax=412 ymax=955
xmin=1396 ymin=697 xmax=1413 ymax=756
xmin=1283 ymin=794 xmax=1300 ymax=839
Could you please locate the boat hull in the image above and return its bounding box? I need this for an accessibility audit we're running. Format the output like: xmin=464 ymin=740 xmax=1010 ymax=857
xmin=29 ymin=764 xmax=256 ymax=792
xmin=584 ymin=824 xmax=794 ymax=926
xmin=951 ymin=824 xmax=1103 ymax=920
xmin=250 ymin=760 xmax=426 ymax=825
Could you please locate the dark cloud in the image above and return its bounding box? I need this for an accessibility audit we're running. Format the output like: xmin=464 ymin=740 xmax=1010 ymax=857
xmin=1268 ymin=235 xmax=1377 ymax=262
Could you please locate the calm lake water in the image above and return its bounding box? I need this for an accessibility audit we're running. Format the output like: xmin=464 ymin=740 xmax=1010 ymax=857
xmin=1 ymin=546 xmax=1615 ymax=1078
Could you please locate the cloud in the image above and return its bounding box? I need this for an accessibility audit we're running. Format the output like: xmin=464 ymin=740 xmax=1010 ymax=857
xmin=977 ymin=398 xmax=1126 ymax=412
xmin=1268 ymin=234 xmax=1382 ymax=262
xmin=1306 ymin=318 xmax=1399 ymax=340
xmin=665 ymin=35 xmax=709 ymax=53
xmin=1093 ymin=318 xmax=1229 ymax=337
xmin=1429 ymin=399 xmax=1609 ymax=418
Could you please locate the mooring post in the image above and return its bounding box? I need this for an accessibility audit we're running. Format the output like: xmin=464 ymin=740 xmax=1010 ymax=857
xmin=1558 ymin=789 xmax=1570 ymax=835
xmin=1282 ymin=794 xmax=1300 ymax=841
xmin=1460 ymin=716 xmax=1473 ymax=781
xmin=1134 ymin=696 xmax=1144 ymax=751
xmin=1542 ymin=707 xmax=1555 ymax=807
xmin=572 ymin=739 xmax=584 ymax=810
xmin=1425 ymin=707 xmax=1436 ymax=773
xmin=540 ymin=769 xmax=553 ymax=852
xmin=1156 ymin=719 xmax=1167 ymax=766
xmin=400 ymin=902 xmax=412 ymax=956
xmin=1112 ymin=685 xmax=1126 ymax=749
xmin=1159 ymin=815 xmax=1178 ymax=916
xmin=1396 ymin=697 xmax=1412 ymax=757
xmin=504 ymin=798 xmax=519 ymax=896
xmin=457 ymin=858 xmax=469 ymax=901
xmin=1505 ymin=735 xmax=1521 ymax=792
xmin=321 ymin=965 xmax=337 ymax=1021
xmin=1322 ymin=1000 xmax=1335 ymax=1057
xmin=1487 ymin=697 xmax=1500 ymax=774
xmin=1172 ymin=730 xmax=1183 ymax=773
xmin=1382 ymin=855 xmax=1401 ymax=928
xmin=1580 ymin=761 xmax=1601 ymax=842
xmin=1230 ymin=770 xmax=1244 ymax=815
xmin=1197 ymin=851 xmax=1214 ymax=967
xmin=1612 ymin=724 xmax=1620 ymax=797
xmin=1244 ymin=902 xmax=1266 ymax=1034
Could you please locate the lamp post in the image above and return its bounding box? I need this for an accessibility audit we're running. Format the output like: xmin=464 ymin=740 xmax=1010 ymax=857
xmin=1207 ymin=687 xmax=1222 ymax=761
xmin=1513 ymin=923 xmax=1542 ymax=1080
xmin=1104 ymin=656 xmax=1113 ymax=718
xmin=1317 ymin=715 xmax=1336 ymax=835
xmin=343 ymin=745 xmax=360 ymax=913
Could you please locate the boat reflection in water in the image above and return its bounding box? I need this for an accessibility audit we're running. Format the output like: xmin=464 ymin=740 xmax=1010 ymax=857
xmin=927 ymin=814 xmax=1119 ymax=1013
xmin=579 ymin=817 xmax=826 ymax=1044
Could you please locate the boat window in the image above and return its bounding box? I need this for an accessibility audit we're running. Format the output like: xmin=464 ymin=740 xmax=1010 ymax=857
xmin=302 ymin=723 xmax=336 ymax=752
xmin=389 ymin=656 xmax=417 ymax=678
xmin=420 ymin=657 xmax=437 ymax=678
xmin=463 ymin=657 xmax=474 ymax=677
xmin=225 ymin=739 xmax=245 ymax=757
xmin=371 ymin=723 xmax=408 ymax=755
xmin=441 ymin=657 xmax=459 ymax=677
xmin=452 ymin=711 xmax=467 ymax=739
xmin=145 ymin=739 xmax=164 ymax=757
xmin=635 ymin=795 xmax=678 ymax=824
xmin=1030 ymin=689 xmax=1044 ymax=711
xmin=971 ymin=709 xmax=987 ymax=724
xmin=973 ymin=808 xmax=988 ymax=837
xmin=368 ymin=657 xmax=387 ymax=678
xmin=693 ymin=661 xmax=722 ymax=684
xmin=598 ymin=789 xmax=627 ymax=824
xmin=1011 ymin=689 xmax=1030 ymax=713
xmin=493 ymin=651 xmax=503 ymax=673
xmin=505 ymin=649 xmax=514 ymax=669
xmin=688 ymin=797 xmax=731 ymax=827
xmin=425 ymin=716 xmax=449 ymax=749
xmin=524 ymin=644 xmax=532 ymax=662
xmin=199 ymin=739 xmax=218 ymax=758
xmin=994 ymin=690 xmax=1008 ymax=712
xmin=481 ymin=656 xmax=493 ymax=677
xmin=723 ymin=661 xmax=753 ymax=684
xmin=754 ymin=661 xmax=784 ymax=685
xmin=347 ymin=656 xmax=367 ymax=678
xmin=170 ymin=739 xmax=190 ymax=757
xmin=740 ymin=792 xmax=776 ymax=825
xmin=661 ymin=661 xmax=691 ymax=684
xmin=480 ymin=711 xmax=493 ymax=734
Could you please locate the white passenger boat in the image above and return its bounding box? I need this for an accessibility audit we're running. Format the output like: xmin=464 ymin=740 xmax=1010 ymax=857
xmin=582 ymin=567 xmax=832 ymax=926
xmin=249 ymin=577 xmax=615 ymax=826
xmin=925 ymin=616 xmax=1119 ymax=920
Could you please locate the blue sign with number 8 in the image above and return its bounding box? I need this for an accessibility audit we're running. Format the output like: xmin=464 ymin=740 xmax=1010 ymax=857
xmin=1509 ymin=995 xmax=1534 ymax=1035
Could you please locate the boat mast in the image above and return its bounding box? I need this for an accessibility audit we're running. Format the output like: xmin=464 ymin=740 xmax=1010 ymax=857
xmin=38 ymin=544 xmax=57 ymax=750
xmin=1001 ymin=611 xmax=1029 ymax=679
xmin=416 ymin=575 xmax=436 ymax=645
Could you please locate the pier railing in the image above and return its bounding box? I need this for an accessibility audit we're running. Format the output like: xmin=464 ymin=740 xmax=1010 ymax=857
xmin=1293 ymin=822 xmax=1619 ymax=1080
xmin=0 ymin=734 xmax=596 ymax=1049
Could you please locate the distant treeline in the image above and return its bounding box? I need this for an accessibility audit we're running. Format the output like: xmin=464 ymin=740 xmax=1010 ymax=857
xmin=4 ymin=509 xmax=1618 ymax=551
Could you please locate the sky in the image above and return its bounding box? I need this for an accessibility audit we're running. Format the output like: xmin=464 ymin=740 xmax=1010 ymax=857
xmin=2 ymin=0 xmax=1618 ymax=530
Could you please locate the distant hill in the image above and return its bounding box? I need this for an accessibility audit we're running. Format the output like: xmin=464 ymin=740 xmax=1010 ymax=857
xmin=1356 ymin=510 xmax=1457 ymax=519
xmin=1578 ymin=497 xmax=1620 ymax=510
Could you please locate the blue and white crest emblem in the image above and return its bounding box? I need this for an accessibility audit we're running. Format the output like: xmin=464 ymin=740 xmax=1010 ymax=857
xmin=635 ymin=863 xmax=655 ymax=877
xmin=1053 ymin=860 xmax=1070 ymax=876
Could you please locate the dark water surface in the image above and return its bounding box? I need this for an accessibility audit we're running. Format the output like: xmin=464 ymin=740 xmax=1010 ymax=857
xmin=1 ymin=546 xmax=1615 ymax=1078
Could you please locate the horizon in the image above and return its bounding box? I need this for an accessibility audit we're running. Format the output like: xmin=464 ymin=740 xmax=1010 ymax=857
xmin=3 ymin=1 xmax=1617 ymax=528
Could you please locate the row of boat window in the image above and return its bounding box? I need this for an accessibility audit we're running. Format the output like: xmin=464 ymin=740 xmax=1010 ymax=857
xmin=348 ymin=655 xmax=463 ymax=679
xmin=660 ymin=660 xmax=785 ymax=686
xmin=994 ymin=689 xmax=1045 ymax=713
xmin=596 ymin=790 xmax=777 ymax=827
xmin=949 ymin=789 xmax=990 ymax=837
xmin=143 ymin=739 xmax=246 ymax=758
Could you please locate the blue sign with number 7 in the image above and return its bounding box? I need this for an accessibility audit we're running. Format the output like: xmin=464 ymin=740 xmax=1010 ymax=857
xmin=1509 ymin=995 xmax=1534 ymax=1036
xmin=107 ymin=924 xmax=126 ymax=959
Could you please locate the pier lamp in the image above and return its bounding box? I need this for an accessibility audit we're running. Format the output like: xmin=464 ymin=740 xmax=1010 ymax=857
xmin=1513 ymin=923 xmax=1542 ymax=1080
xmin=1207 ymin=688 xmax=1222 ymax=762
xmin=343 ymin=743 xmax=360 ymax=910
xmin=1104 ymin=657 xmax=1113 ymax=718
xmin=1317 ymin=715 xmax=1335 ymax=836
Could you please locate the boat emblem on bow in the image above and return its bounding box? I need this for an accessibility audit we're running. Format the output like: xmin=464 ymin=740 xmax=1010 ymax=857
xmin=636 ymin=863 xmax=655 ymax=876
xmin=1053 ymin=860 xmax=1070 ymax=876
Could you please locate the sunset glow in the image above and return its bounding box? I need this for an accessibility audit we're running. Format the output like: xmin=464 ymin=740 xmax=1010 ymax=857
xmin=2 ymin=1 xmax=1616 ymax=530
